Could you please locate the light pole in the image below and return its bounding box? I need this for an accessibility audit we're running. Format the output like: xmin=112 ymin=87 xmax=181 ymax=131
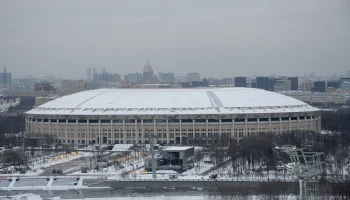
xmin=145 ymin=133 xmax=157 ymax=179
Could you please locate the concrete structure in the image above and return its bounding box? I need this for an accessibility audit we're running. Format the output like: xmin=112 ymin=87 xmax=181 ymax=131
xmin=25 ymin=88 xmax=321 ymax=145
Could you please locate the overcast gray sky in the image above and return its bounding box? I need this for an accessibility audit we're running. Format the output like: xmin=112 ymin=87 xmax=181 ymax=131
xmin=1 ymin=0 xmax=349 ymax=79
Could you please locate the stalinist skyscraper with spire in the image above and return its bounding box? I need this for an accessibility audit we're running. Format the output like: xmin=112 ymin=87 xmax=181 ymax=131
xmin=0 ymin=65 xmax=11 ymax=87
xmin=143 ymin=60 xmax=154 ymax=83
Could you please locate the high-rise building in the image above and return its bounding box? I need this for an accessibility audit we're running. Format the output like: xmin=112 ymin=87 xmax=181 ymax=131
xmin=326 ymin=81 xmax=338 ymax=89
xmin=99 ymin=68 xmax=109 ymax=82
xmin=312 ymin=81 xmax=326 ymax=92
xmin=143 ymin=60 xmax=154 ymax=82
xmin=186 ymin=72 xmax=200 ymax=82
xmin=274 ymin=79 xmax=291 ymax=92
xmin=0 ymin=66 xmax=11 ymax=87
xmin=87 ymin=68 xmax=92 ymax=81
xmin=234 ymin=77 xmax=246 ymax=87
xmin=158 ymin=72 xmax=175 ymax=83
xmin=125 ymin=73 xmax=143 ymax=83
xmin=288 ymin=77 xmax=298 ymax=90
xmin=192 ymin=79 xmax=209 ymax=87
xmin=61 ymin=80 xmax=87 ymax=95
xmin=267 ymin=77 xmax=276 ymax=91
xmin=300 ymin=80 xmax=314 ymax=91
xmin=256 ymin=76 xmax=269 ymax=90
xmin=339 ymin=78 xmax=350 ymax=90
xmin=222 ymin=77 xmax=233 ymax=86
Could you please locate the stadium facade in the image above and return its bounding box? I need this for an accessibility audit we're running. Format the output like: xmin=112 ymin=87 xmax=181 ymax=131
xmin=25 ymin=88 xmax=321 ymax=145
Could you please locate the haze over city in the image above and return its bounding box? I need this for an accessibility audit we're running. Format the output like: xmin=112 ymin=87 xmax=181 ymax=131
xmin=1 ymin=0 xmax=350 ymax=79
xmin=1 ymin=1 xmax=350 ymax=199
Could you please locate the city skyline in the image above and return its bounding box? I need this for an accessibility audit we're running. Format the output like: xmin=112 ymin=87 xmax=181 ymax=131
xmin=1 ymin=0 xmax=349 ymax=79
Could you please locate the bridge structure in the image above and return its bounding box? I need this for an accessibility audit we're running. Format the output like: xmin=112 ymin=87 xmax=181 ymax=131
xmin=277 ymin=145 xmax=324 ymax=200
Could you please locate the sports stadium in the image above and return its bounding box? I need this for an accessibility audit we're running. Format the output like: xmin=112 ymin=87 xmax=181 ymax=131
xmin=25 ymin=88 xmax=321 ymax=145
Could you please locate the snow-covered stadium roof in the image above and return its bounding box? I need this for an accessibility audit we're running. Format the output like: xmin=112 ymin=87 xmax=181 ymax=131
xmin=26 ymin=88 xmax=320 ymax=116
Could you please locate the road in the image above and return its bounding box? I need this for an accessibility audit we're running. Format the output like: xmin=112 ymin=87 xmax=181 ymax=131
xmin=40 ymin=155 xmax=111 ymax=176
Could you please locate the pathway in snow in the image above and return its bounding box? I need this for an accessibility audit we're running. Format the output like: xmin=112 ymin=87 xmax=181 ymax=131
xmin=46 ymin=177 xmax=54 ymax=187
xmin=77 ymin=177 xmax=83 ymax=187
xmin=8 ymin=178 xmax=16 ymax=188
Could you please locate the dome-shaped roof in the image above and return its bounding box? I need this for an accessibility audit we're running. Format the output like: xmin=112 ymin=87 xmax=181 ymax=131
xmin=26 ymin=88 xmax=319 ymax=116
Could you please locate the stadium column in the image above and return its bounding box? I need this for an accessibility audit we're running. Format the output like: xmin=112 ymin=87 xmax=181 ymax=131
xmin=65 ymin=119 xmax=68 ymax=144
xmin=192 ymin=119 xmax=195 ymax=142
xmin=192 ymin=119 xmax=195 ymax=145
xmin=279 ymin=117 xmax=282 ymax=133
xmin=123 ymin=120 xmax=126 ymax=144
xmin=134 ymin=119 xmax=137 ymax=144
xmin=48 ymin=119 xmax=51 ymax=136
xmin=75 ymin=119 xmax=78 ymax=144
xmin=166 ymin=119 xmax=170 ymax=145
xmin=56 ymin=119 xmax=59 ymax=143
xmin=41 ymin=118 xmax=44 ymax=134
xmin=297 ymin=116 xmax=300 ymax=129
xmin=111 ymin=119 xmax=114 ymax=144
xmin=231 ymin=119 xmax=234 ymax=139
xmin=25 ymin=118 xmax=28 ymax=134
xmin=219 ymin=119 xmax=222 ymax=138
xmin=304 ymin=116 xmax=307 ymax=132
xmin=257 ymin=118 xmax=260 ymax=134
xmin=244 ymin=118 xmax=247 ymax=137
xmin=318 ymin=115 xmax=321 ymax=132
xmin=269 ymin=118 xmax=272 ymax=131
xmin=30 ymin=118 xmax=33 ymax=133
xmin=206 ymin=119 xmax=209 ymax=145
xmin=310 ymin=116 xmax=313 ymax=132
xmin=86 ymin=120 xmax=89 ymax=144
xmin=289 ymin=117 xmax=292 ymax=132
xmin=153 ymin=119 xmax=157 ymax=144
xmin=142 ymin=120 xmax=145 ymax=144
xmin=99 ymin=120 xmax=101 ymax=145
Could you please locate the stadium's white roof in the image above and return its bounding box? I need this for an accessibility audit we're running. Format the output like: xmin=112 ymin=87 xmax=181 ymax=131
xmin=26 ymin=88 xmax=320 ymax=116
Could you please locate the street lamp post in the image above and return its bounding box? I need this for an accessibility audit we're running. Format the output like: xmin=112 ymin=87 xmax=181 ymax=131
xmin=145 ymin=133 xmax=157 ymax=179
